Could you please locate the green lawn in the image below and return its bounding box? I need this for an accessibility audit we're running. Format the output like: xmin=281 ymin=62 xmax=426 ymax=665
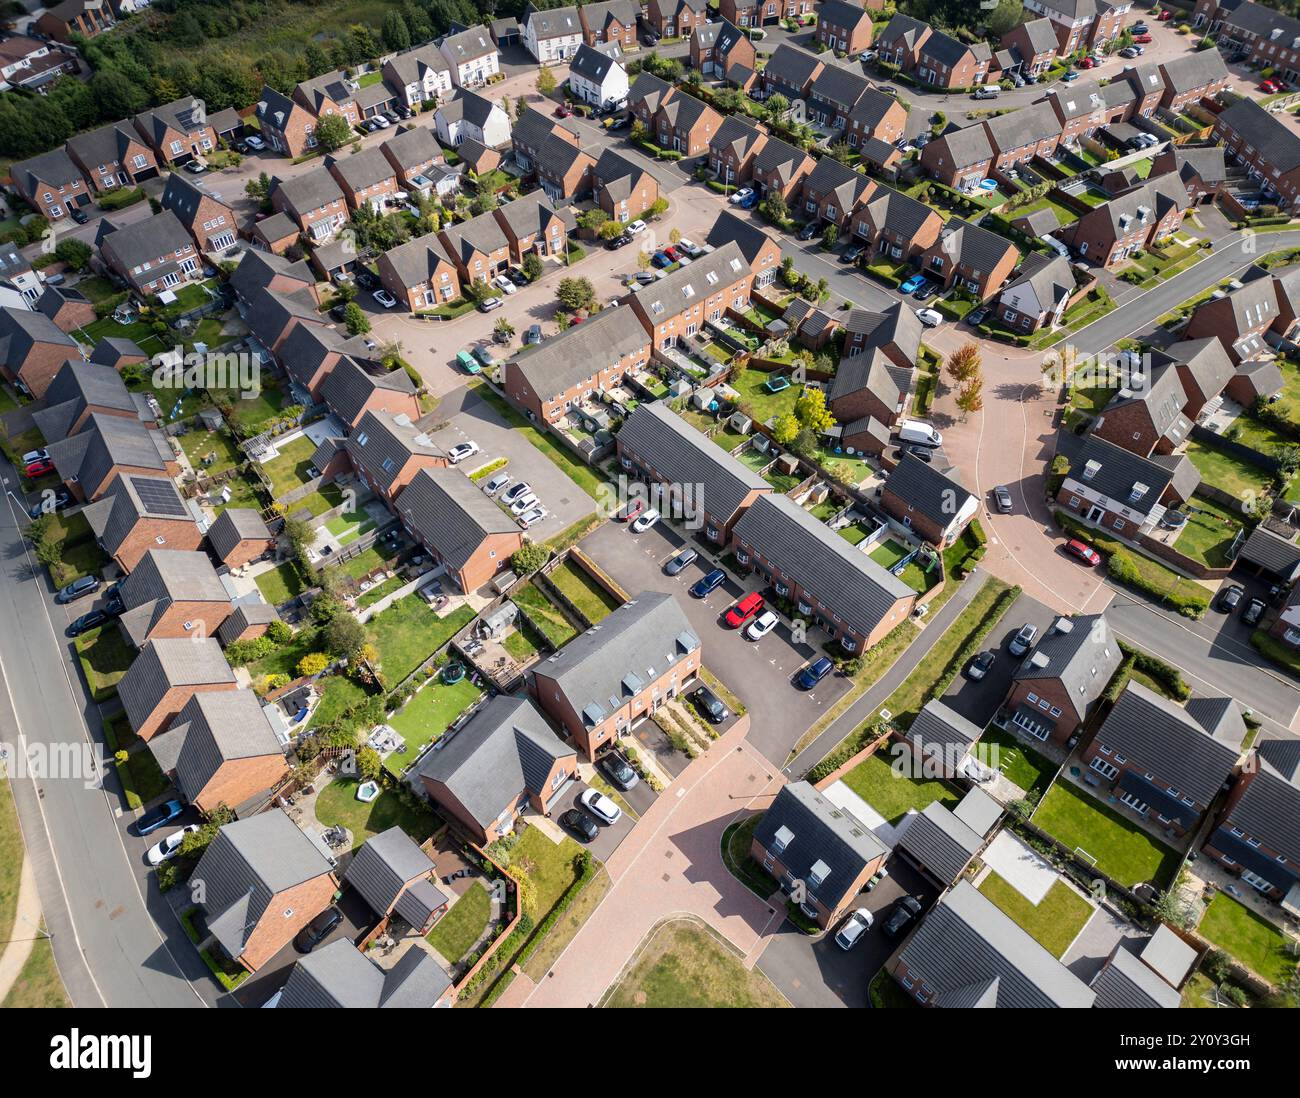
xmin=325 ymin=510 xmax=376 ymax=546
xmin=0 ymin=770 xmax=22 ymax=951
xmin=259 ymin=435 xmax=320 ymax=499
xmin=502 ymin=620 xmax=544 ymax=662
xmin=0 ymin=934 xmax=69 ymax=1008
xmin=868 ymin=539 xmax=910 ymax=570
xmin=1030 ymin=781 xmax=1181 ymax=889
xmin=177 ymin=424 xmax=244 ymax=476
xmin=386 ymin=676 xmax=484 ymax=772
xmin=425 ymin=883 xmax=491 ymax=963
xmin=255 ymin=561 xmax=305 ymax=606
xmin=1267 ymin=358 xmax=1300 ymax=425
xmin=970 ymin=726 xmax=1056 ymax=796
xmin=313 ymin=777 xmax=438 ymax=850
xmin=978 ymin=872 xmax=1093 ymax=958
xmin=74 ymin=626 xmax=135 ymax=701
xmin=814 ymin=448 xmax=872 ymax=486
xmin=213 ymin=381 xmax=288 ymax=436
xmin=838 ymin=523 xmax=871 ymax=546
xmin=502 ymin=825 xmax=585 ymax=922
xmin=1198 ymin=892 xmax=1298 ymax=986
xmin=1184 ymin=438 xmax=1272 ymax=499
xmin=512 ymin=582 xmax=578 ymax=647
xmin=282 ymin=482 xmax=346 ymax=519
xmin=840 ymin=751 xmax=962 ymax=825
xmin=604 ymin=918 xmax=788 ymax=1008
xmin=365 ymin=597 xmax=476 ymax=684
xmin=729 ymin=367 xmax=804 ymax=423
xmin=1173 ymin=497 xmax=1244 ymax=570
xmin=546 ymin=560 xmax=621 ymax=623
xmin=307 ymin=674 xmax=370 ymax=730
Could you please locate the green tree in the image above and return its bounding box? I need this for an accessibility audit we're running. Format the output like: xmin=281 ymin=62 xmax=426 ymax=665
xmin=522 ymin=252 xmax=544 ymax=281
xmin=53 ymin=238 xmax=92 ymax=271
xmin=821 ymin=223 xmax=839 ymax=249
xmin=315 ymin=113 xmax=353 ymax=152
xmin=298 ymin=652 xmax=330 ymax=677
xmin=795 ymin=388 xmax=835 ymax=433
xmin=556 ymin=276 xmax=596 ymax=311
xmin=325 ymin=613 xmax=366 ymax=660
xmin=537 ymin=64 xmax=557 ymax=95
xmin=772 ymin=413 xmax=799 ymax=445
xmin=356 ymin=746 xmax=382 ymax=782
xmin=985 ymin=0 xmax=1024 ymax=36
xmin=494 ymin=317 xmax=515 ymax=342
xmin=381 ymin=11 xmax=411 ymax=52
xmin=343 ymin=301 xmax=370 ymax=335
xmin=577 ymin=208 xmax=610 ymax=234
xmin=512 ymin=544 xmax=550 ymax=574
xmin=759 ymin=189 xmax=788 ymax=224
xmin=304 ymin=42 xmax=332 ymax=78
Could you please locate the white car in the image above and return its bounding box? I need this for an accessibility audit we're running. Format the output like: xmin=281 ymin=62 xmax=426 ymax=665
xmin=243 ymin=134 xmax=265 ymax=150
xmin=492 ymin=274 xmax=517 ymax=295
xmin=728 ymin=186 xmax=755 ymax=205
xmin=631 ymin=508 xmax=660 ymax=533
xmin=371 ymin=115 xmax=391 ymax=128
xmin=510 ymin=492 xmax=539 ymax=515
xmin=146 ymin=824 xmax=202 ymax=866
xmin=915 ymin=308 xmax=944 ymax=328
xmin=626 ymin=219 xmax=647 ymax=235
xmin=372 ymin=288 xmax=397 ymax=309
xmin=579 ymin=787 xmax=622 ymax=825
xmin=22 ymin=448 xmax=49 ymax=465
xmin=447 ymin=441 xmax=481 ymax=464
xmin=502 ymin=482 xmax=532 ymax=506
xmin=834 ymin=908 xmax=874 ymax=950
xmin=745 ymin=610 xmax=780 ymax=641
xmin=516 ymin=506 xmax=547 ymax=529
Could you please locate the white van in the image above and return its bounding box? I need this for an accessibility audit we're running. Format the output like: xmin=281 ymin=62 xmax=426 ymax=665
xmin=898 ymin=419 xmax=943 ymax=448
xmin=972 ymin=85 xmax=1001 ymax=100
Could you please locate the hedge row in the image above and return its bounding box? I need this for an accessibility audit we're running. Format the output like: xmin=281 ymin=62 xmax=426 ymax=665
xmin=1117 ymin=639 xmax=1192 ymax=701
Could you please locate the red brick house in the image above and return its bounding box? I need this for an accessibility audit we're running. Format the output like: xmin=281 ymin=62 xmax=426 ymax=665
xmin=96 ymin=211 xmax=204 ymax=297
xmin=852 ymin=184 xmax=944 ymax=264
xmin=377 ymin=232 xmax=462 ymax=312
xmin=1212 ymin=98 xmax=1300 ymax=213
xmin=653 ymin=92 xmax=723 ymax=156
xmin=34 ymin=0 xmax=114 ymax=42
xmin=318 ymin=357 xmax=420 ymax=430
xmin=66 ymin=121 xmax=159 ymax=193
xmin=626 ymin=241 xmax=754 ymax=349
xmin=917 ymin=217 xmax=1021 ymax=301
xmin=579 ymin=0 xmax=640 ymax=48
xmin=116 ymin=636 xmax=237 ymax=741
xmin=1089 ymin=363 xmax=1192 ymax=457
xmin=34 ymin=286 xmax=95 ymax=334
xmin=709 ymin=116 xmax=767 ymax=187
xmin=750 ymin=135 xmax=816 ymax=200
xmin=254 ymin=86 xmax=318 ymax=158
xmin=293 ymin=69 xmax=362 ymax=128
xmin=645 ymin=0 xmax=709 ymax=38
xmin=114 ymin=548 xmax=233 ymax=649
xmin=0 ymin=306 xmax=80 ymax=399
xmin=326 ymin=147 xmax=400 ymax=213
xmin=690 ymin=19 xmax=757 ymax=78
xmin=920 ymin=124 xmax=995 ymax=191
xmin=270 ymin=167 xmax=349 ymax=243
xmin=705 ymin=209 xmax=783 ymax=289
xmin=881 ymin=454 xmax=978 ymax=547
xmin=1184 ymin=267 xmax=1291 ymax=364
xmin=438 ymin=208 xmax=513 ymax=287
xmin=1156 ymin=49 xmax=1231 ymax=112
xmin=592 ymin=148 xmax=660 ymax=223
xmin=83 ymin=473 xmax=204 ymax=573
xmin=31 ymin=359 xmax=141 ymax=443
xmin=160 ymin=174 xmax=239 ymax=253
xmin=828 ymin=347 xmax=914 ymax=428
xmin=207 ymin=508 xmax=276 ymax=570
xmin=133 ymin=99 xmax=217 ymax=167
xmin=1000 ymin=17 xmax=1060 ymax=76
xmin=1059 ymin=176 xmax=1187 ymax=268
xmin=344 ymin=409 xmax=450 ymax=508
xmin=10 ymin=148 xmax=91 ymax=222
xmin=816 ymin=0 xmax=875 ymax=57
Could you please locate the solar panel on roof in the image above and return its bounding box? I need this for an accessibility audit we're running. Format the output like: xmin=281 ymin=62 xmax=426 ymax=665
xmin=131 ymin=476 xmax=187 ymax=517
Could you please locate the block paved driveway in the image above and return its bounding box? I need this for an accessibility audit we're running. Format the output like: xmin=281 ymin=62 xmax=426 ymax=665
xmin=550 ymin=778 xmax=637 ymax=863
xmin=420 ymin=383 xmax=596 ymax=543
xmin=579 ymin=519 xmax=853 ymax=766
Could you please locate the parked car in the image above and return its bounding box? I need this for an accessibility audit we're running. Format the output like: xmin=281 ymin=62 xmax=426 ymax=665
xmin=56 ymin=575 xmax=101 ymax=604
xmin=834 ymin=908 xmax=873 ymax=950
xmin=692 ymin=684 xmax=730 ymax=723
xmin=651 ymin=250 xmax=673 ymax=269
xmin=1132 ymin=22 xmax=1149 ymax=33
xmin=483 ymin=471 xmax=511 ymax=496
xmin=293 ymin=906 xmax=343 ymax=953
xmin=678 ymin=238 xmax=703 ymax=258
xmin=66 ymin=609 xmax=110 ymax=637
xmin=28 ymin=489 xmax=71 ymax=518
xmin=883 ymin=895 xmax=923 ymax=939
xmin=664 ymin=547 xmax=698 ymax=575
xmin=915 ymin=308 xmax=944 ymax=328
xmin=24 ymin=458 xmax=54 ymax=477
xmin=796 ymin=656 xmax=834 ymax=689
xmin=447 ymin=441 xmax=481 ymax=464
xmin=1261 ymin=78 xmax=1284 ymax=93
xmin=607 ymin=233 xmax=634 ymax=249
xmin=1079 ymin=56 xmax=1097 ymax=68
xmin=372 ymin=288 xmax=397 ymax=309
xmin=993 ymin=485 xmax=1013 ymax=513
xmin=473 ymin=344 xmax=496 ymax=367
xmin=137 ymin=799 xmax=185 ymax=836
xmin=626 ymin=219 xmax=647 ymax=235
xmin=728 ymin=186 xmax=756 ymax=206
xmin=146 ymin=824 xmax=202 ymax=866
xmin=967 ymin=306 xmax=989 ymax=326
xmin=523 ymin=324 xmax=543 ymax=345
xmin=507 ymin=266 xmax=529 ymax=286
xmin=580 ymin=787 xmax=622 ymax=825
xmin=455 ymin=349 xmax=481 ymax=374
xmin=973 ymin=85 xmax=1001 ymax=100
xmin=68 ymin=206 xmax=90 ymax=224
xmin=183 ymin=159 xmax=206 ymax=173
xmin=554 ymin=103 xmax=572 ymax=118
xmin=633 ymin=270 xmax=656 ymax=284
xmin=690 ymin=568 xmax=727 ymax=598
xmin=1008 ymin=622 xmax=1038 ymax=657
xmin=1062 ymin=70 xmax=1080 ymax=82
xmin=913 ymin=280 xmax=938 ymax=302
xmin=21 ymin=448 xmax=49 ymax=465
xmin=745 ymin=610 xmax=780 ymax=641
xmin=1216 ymin=583 xmax=1245 ymax=613
xmin=1243 ymin=598 xmax=1266 ymax=626
xmin=476 ymin=295 xmax=503 ymax=313
xmin=491 ymin=274 xmax=517 ymax=296
xmin=1119 ymin=46 xmax=1140 ymax=58
xmin=1133 ymin=32 xmax=1152 ymax=42
xmin=899 ymin=274 xmax=926 ymax=295
xmin=904 ymin=444 xmax=933 ymax=463
xmin=615 ymin=498 xmax=646 ymax=523
xmin=841 ymin=243 xmax=865 ymax=263
xmin=561 ymin=808 xmax=599 ymax=842
xmin=631 ymin=508 xmax=660 ymax=533
xmin=502 ymin=482 xmax=532 ymax=507
xmin=736 ymin=189 xmax=758 ymax=209
xmin=966 ymin=650 xmax=996 ymax=681
xmin=725 ymin=591 xmax=765 ymax=628
xmin=797 ymin=221 xmax=819 ymax=240
xmin=510 ymin=493 xmax=540 ymax=515
xmin=599 ymin=751 xmax=639 ymax=791
xmin=516 ymin=506 xmax=547 ymax=529
xmin=663 ymin=244 xmax=682 ymax=263
xmin=1064 ymin=538 xmax=1101 ymax=566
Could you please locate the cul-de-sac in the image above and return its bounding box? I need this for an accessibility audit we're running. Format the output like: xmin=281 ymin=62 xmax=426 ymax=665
xmin=0 ymin=0 xmax=1299 ymax=1013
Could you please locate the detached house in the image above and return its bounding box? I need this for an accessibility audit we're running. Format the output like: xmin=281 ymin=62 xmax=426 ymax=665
xmin=881 ymin=454 xmax=978 ymax=548
xmin=827 ymin=346 xmax=913 ymax=430
xmin=807 ymin=65 xmax=872 ymax=130
xmin=568 ymin=41 xmax=629 ymax=110
xmin=1184 ymin=265 xmax=1291 ymax=363
xmin=96 ymin=211 xmax=203 ymax=297
xmin=732 ymin=493 xmax=916 ymax=652
xmin=439 ymin=207 xmax=513 ymax=286
xmin=914 ymin=29 xmax=991 ymax=89
xmin=531 ymin=591 xmax=701 ymax=759
xmin=1083 ymin=682 xmax=1245 ymax=838
xmin=325 ymin=147 xmax=400 ymax=213
xmin=434 ymin=89 xmax=512 ymax=150
xmin=117 ymin=636 xmax=237 ymax=741
xmin=750 ymin=135 xmax=816 ymax=201
xmin=377 ymin=231 xmax=462 ymax=312
xmin=160 ymin=174 xmax=238 ymax=253
xmin=751 ymin=781 xmax=889 ymax=929
xmin=293 ymin=69 xmax=361 ymax=128
xmin=192 ymin=811 xmax=338 ymax=973
xmin=415 ymin=694 xmax=578 ymax=845
xmin=66 ymin=121 xmax=158 ymax=193
xmin=1060 ymin=175 xmax=1187 ymax=268
xmin=35 ymin=0 xmax=114 ymax=43
xmin=532 ymin=134 xmax=597 ymax=202
xmin=440 ymin=26 xmax=501 ymax=88
xmin=343 ymin=826 xmax=448 ymax=934
xmin=846 ymin=87 xmax=908 ymax=149
xmin=523 ymin=4 xmax=584 ymax=62
xmin=34 ymin=286 xmax=94 ymax=334
xmin=852 ymin=184 xmax=944 ymax=264
xmin=254 ymin=87 xmax=318 ymax=158
xmin=10 ymin=148 xmax=90 ymax=221
xmin=271 ymin=168 xmax=348 ymax=243
xmin=1090 ymin=363 xmax=1192 ymax=457
xmin=690 ymin=19 xmax=757 ymax=79
xmin=654 ymin=92 xmax=723 ymax=157
xmin=133 ymin=99 xmax=216 ymax=167
xmin=1002 ymin=613 xmax=1122 ymax=748
xmin=277 ymin=939 xmax=452 ymax=1008
xmin=918 ymin=218 xmax=1021 ymax=301
xmin=1161 ymin=337 xmax=1236 ymax=421
xmin=0 ymin=308 xmax=77 ymax=397
xmin=842 ymin=301 xmax=922 ymax=370
xmin=396 ymin=467 xmax=522 ymax=594
xmin=494 ymin=192 xmax=569 ymax=264
xmin=579 ymin=0 xmax=640 ymax=48
xmin=321 ymin=359 xmax=419 ymax=430
xmin=817 ymin=0 xmax=876 ymax=57
xmin=31 ymin=359 xmax=142 ymax=444
xmin=1000 ymin=17 xmax=1060 ymax=76
xmin=82 ymin=473 xmax=203 ymax=572
xmin=617 ymin=402 xmax=770 ymax=545
xmin=920 ymin=124 xmax=995 ymax=192
xmin=996 ymin=254 xmax=1082 ymax=333
xmin=381 ymin=126 xmax=445 ymax=192
xmin=382 ymin=43 xmax=454 ymax=109
xmin=592 ymin=148 xmax=659 ymax=223
xmin=115 ymin=548 xmax=233 ymax=648
xmin=645 ymin=0 xmax=709 ymax=39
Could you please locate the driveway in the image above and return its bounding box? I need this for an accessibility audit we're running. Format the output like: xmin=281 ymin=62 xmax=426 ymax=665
xmin=420 ymin=384 xmax=597 ymax=543
xmin=579 ymin=519 xmax=853 ymax=765
xmin=757 ymin=854 xmax=938 ymax=1009
xmin=551 ymin=779 xmax=636 ymax=861
xmin=940 ymin=591 xmax=1058 ymax=727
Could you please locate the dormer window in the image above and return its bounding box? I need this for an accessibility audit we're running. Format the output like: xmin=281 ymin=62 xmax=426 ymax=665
xmin=770 ymin=824 xmax=794 ymax=856
xmin=1082 ymin=459 xmax=1101 ymax=480
xmin=1128 ymin=482 xmax=1148 ymax=503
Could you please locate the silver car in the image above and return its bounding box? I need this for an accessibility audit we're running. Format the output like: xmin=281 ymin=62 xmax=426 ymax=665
xmin=483 ymin=472 xmax=511 ymax=496
xmin=834 ymin=908 xmax=874 ymax=950
xmin=1008 ymin=623 xmax=1038 ymax=657
xmin=994 ymin=486 xmax=1013 ymax=513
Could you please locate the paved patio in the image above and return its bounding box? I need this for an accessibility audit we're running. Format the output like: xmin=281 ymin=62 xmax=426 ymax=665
xmin=980 ymin=830 xmax=1058 ymax=905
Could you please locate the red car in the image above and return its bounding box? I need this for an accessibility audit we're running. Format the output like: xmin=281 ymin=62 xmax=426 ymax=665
xmin=724 ymin=591 xmax=765 ymax=628
xmin=24 ymin=458 xmax=54 ymax=477
xmin=1133 ymin=32 xmax=1152 ymax=43
xmin=664 ymin=244 xmax=682 ymax=262
xmin=554 ymin=103 xmax=572 ymax=118
xmin=1064 ymin=538 xmax=1102 ymax=566
xmin=1158 ymin=8 xmax=1173 ymax=18
xmin=1080 ymin=56 xmax=1097 ymax=68
xmin=1261 ymin=78 xmax=1284 ymax=93
xmin=615 ymin=498 xmax=646 ymax=522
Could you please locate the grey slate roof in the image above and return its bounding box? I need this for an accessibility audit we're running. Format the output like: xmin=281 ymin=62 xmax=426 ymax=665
xmin=905 ymin=698 xmax=982 ymax=766
xmin=512 ymin=304 xmax=648 ymax=404
xmin=1139 ymin=923 xmax=1198 ymax=988
xmin=345 ymin=409 xmax=447 ymax=495
xmin=1095 ymin=681 xmax=1243 ymax=806
xmin=883 ymin=452 xmax=974 ymax=529
xmin=343 ymin=825 xmax=438 ymax=915
xmin=828 ymin=346 xmax=910 ymax=411
xmin=439 ymin=207 xmax=510 ymax=265
xmin=96 ymin=474 xmax=194 ymax=558
xmin=327 ymin=146 xmax=397 ymax=194
xmin=1012 ymin=614 xmax=1122 ymax=722
xmin=627 ymin=71 xmax=676 ymax=116
xmin=534 ymin=591 xmax=698 ymax=727
xmin=752 ymin=135 xmax=809 ymax=183
xmin=493 ymin=191 xmax=562 ymax=243
xmin=809 ymin=61 xmax=870 ymax=112
xmin=1019 ymin=16 xmax=1060 ymax=56
xmin=442 ymin=26 xmax=497 ymax=63
xmin=160 ymin=172 xmax=232 ymax=234
xmin=1056 ymin=429 xmax=1201 ymax=510
xmin=47 ymin=411 xmax=169 ymax=491
xmin=617 ymin=401 xmax=769 ymax=523
xmin=896 ymin=800 xmax=984 ymax=885
xmin=895 ymin=878 xmax=1096 ymax=1007
xmin=1238 ymin=523 xmax=1300 ymax=582
xmin=381 ymin=125 xmax=441 ymax=174
xmin=525 ymin=3 xmax=582 ymax=38
xmin=98 ymin=210 xmax=194 ymax=273
xmin=321 ymin=356 xmax=415 ymax=425
xmin=931 ymin=217 xmax=1018 ymax=276
xmin=396 ymin=466 xmax=517 ymax=573
xmin=193 ymin=809 xmax=334 ymax=960
xmin=382 ymin=230 xmax=456 ymax=288
xmin=12 ymin=148 xmax=82 ymax=193
xmin=762 ymin=43 xmax=824 ymax=97
xmin=931 ymin=122 xmax=994 ymax=170
xmin=168 ymin=689 xmax=285 ymax=803
xmin=218 ymin=600 xmax=282 ymax=644
xmin=818 ymin=0 xmax=872 ymax=31
xmin=732 ymin=493 xmax=915 ymax=639
xmin=255 ymin=85 xmax=301 ymax=132
xmin=753 ymin=781 xmax=888 ymax=908
xmin=1092 ymin=943 xmax=1181 ymax=1008
xmin=118 ymin=549 xmax=230 ymax=645
xmin=569 ymin=40 xmax=623 ymax=84
xmin=1002 ymin=253 xmax=1075 ymax=315
xmin=273 ymin=166 xmax=346 ymax=215
xmin=117 ymin=636 xmax=234 ymax=735
xmin=983 ymin=100 xmax=1061 ymax=152
xmin=66 ymin=121 xmax=143 ymax=169
xmin=710 ymin=115 xmax=763 ymax=161
xmin=1098 ymin=362 xmax=1190 ymax=447
xmin=414 ymin=695 xmax=574 ymax=827
xmin=1159 ymin=48 xmax=1229 ymax=95
xmin=805 ymin=155 xmax=872 ymax=211
xmin=704 ymin=210 xmax=776 ymax=267
xmin=277 ymin=939 xmax=450 ymax=1008
xmin=33 ymin=360 xmax=136 ymax=442
xmin=842 ymin=299 xmax=923 ymax=364
xmin=208 ymin=507 xmax=273 ymax=561
xmin=860 ymin=184 xmax=939 ymax=240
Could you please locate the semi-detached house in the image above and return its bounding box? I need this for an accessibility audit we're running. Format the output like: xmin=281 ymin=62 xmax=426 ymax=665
xmin=66 ymin=121 xmax=158 ymax=192
xmin=271 ymin=167 xmax=348 ymax=243
xmin=439 ymin=26 xmax=501 ymax=87
xmin=377 ymin=231 xmax=462 ymax=311
xmin=626 ymin=240 xmax=754 ymax=348
xmin=580 ymin=0 xmax=640 ymax=48
xmin=382 ymin=43 xmax=454 ymax=108
xmin=96 ymin=211 xmax=203 ymax=296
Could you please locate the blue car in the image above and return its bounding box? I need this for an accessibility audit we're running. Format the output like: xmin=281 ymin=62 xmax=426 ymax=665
xmin=1062 ymin=71 xmax=1079 ymax=83
xmin=737 ymin=190 xmax=758 ymax=209
xmin=899 ymin=274 xmax=926 ymax=294
xmin=651 ymin=250 xmax=673 ymax=268
xmin=796 ymin=656 xmax=834 ymax=690
xmin=690 ymin=568 xmax=726 ymax=598
xmin=137 ymin=799 xmax=185 ymax=836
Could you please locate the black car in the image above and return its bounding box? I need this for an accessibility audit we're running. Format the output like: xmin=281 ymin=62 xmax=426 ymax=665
xmin=1216 ymin=584 xmax=1245 ymax=613
xmin=905 ymin=445 xmax=933 ymax=464
xmin=913 ymin=281 xmax=937 ymax=301
xmin=354 ymin=269 xmax=379 ymax=291
xmin=966 ymin=650 xmax=996 ymax=681
xmin=599 ymin=751 xmax=639 ymax=791
xmin=966 ymin=306 xmax=988 ymax=326
xmin=329 ymin=303 xmax=348 ymax=323
xmin=28 ymin=489 xmax=72 ymax=518
xmin=293 ymin=906 xmax=343 ymax=953
xmin=664 ymin=547 xmax=699 ymax=576
xmin=797 ymin=222 xmax=819 ymax=241
xmin=561 ymin=808 xmax=599 ymax=842
xmin=883 ymin=896 xmax=923 ymax=938
xmin=506 ymin=266 xmax=529 ymax=286
xmin=1242 ymin=598 xmax=1266 ymax=626
xmin=67 ymin=609 xmax=110 ymax=638
xmin=693 ymin=685 xmax=729 ymax=724
xmin=68 ymin=206 xmax=90 ymax=225
xmin=607 ymin=233 xmax=634 ymax=249
xmin=690 ymin=567 xmax=726 ymax=598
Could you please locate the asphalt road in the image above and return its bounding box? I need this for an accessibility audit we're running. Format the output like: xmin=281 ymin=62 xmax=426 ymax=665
xmin=0 ymin=470 xmax=205 ymax=1008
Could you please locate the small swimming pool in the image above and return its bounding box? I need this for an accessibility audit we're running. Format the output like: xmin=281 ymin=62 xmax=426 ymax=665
xmin=356 ymin=781 xmax=380 ymax=803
